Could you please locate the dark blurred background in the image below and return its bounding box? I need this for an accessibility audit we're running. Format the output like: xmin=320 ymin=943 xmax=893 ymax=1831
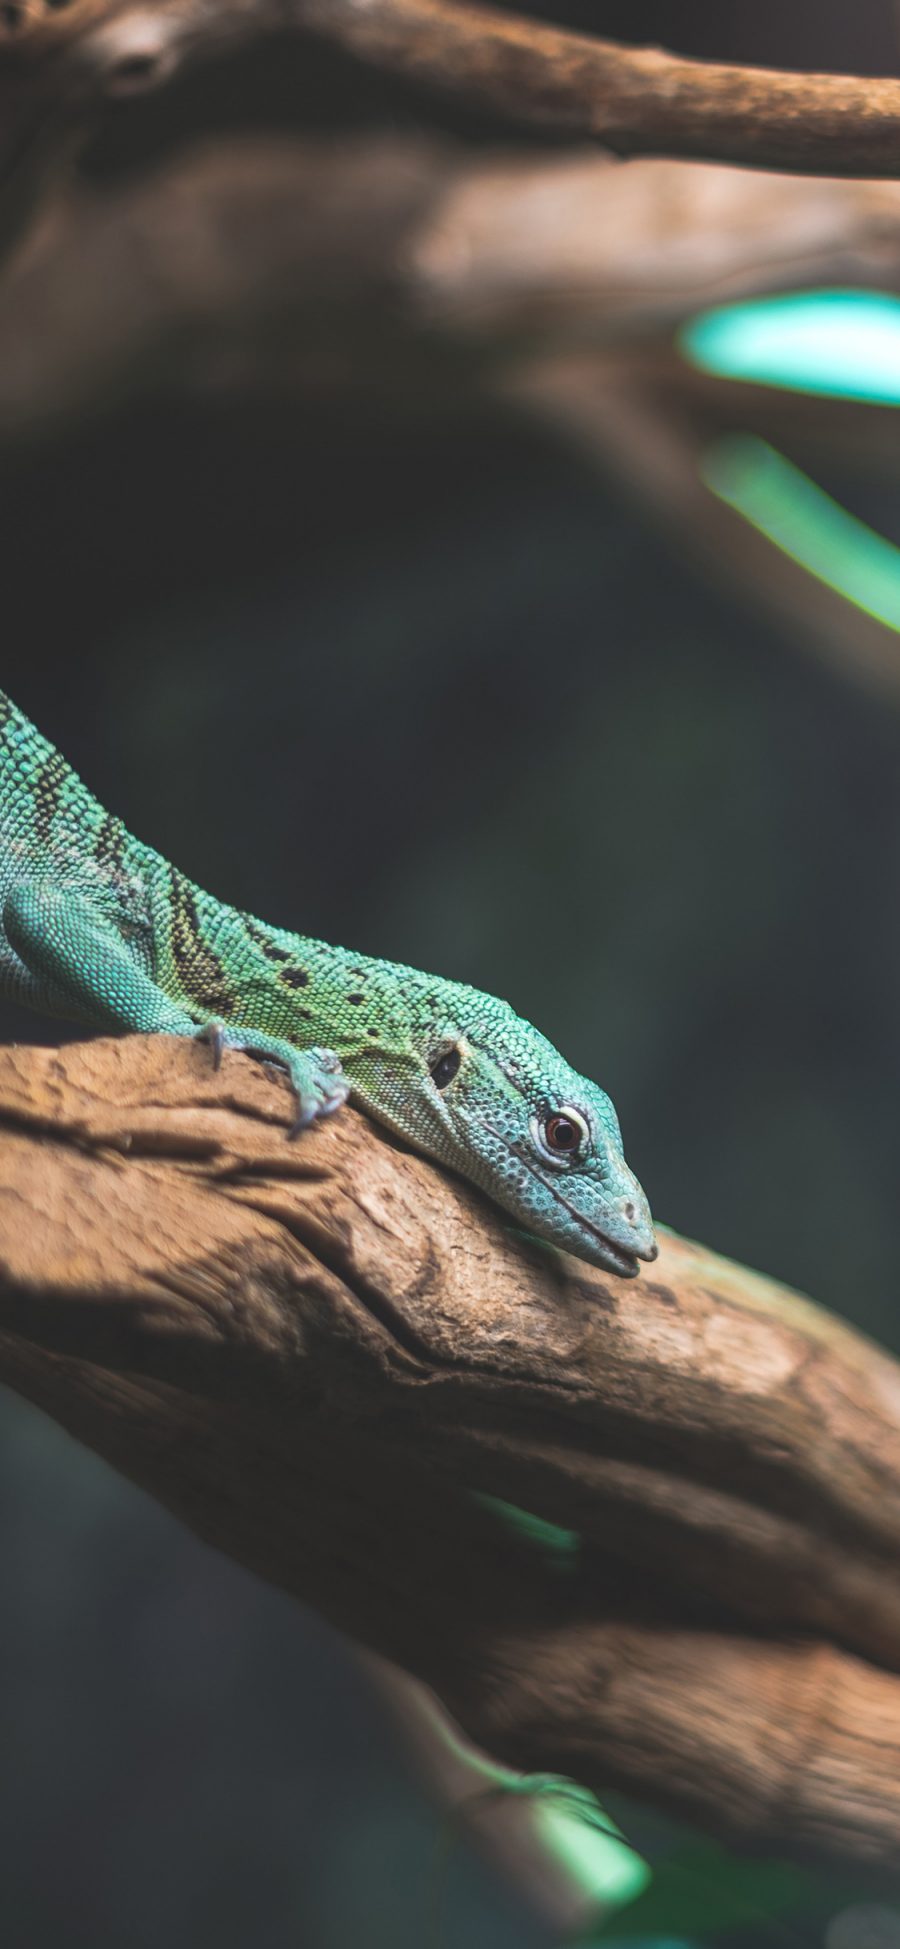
xmin=1 ymin=3 xmax=899 ymax=1945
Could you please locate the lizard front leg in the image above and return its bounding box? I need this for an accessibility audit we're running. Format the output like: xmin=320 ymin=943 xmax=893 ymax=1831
xmin=3 ymin=881 xmax=349 ymax=1130
xmin=4 ymin=880 xmax=198 ymax=1034
xmin=199 ymin=1021 xmax=349 ymax=1130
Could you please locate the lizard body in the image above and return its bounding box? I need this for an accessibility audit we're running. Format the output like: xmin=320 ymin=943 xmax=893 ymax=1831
xmin=0 ymin=687 xmax=656 ymax=1276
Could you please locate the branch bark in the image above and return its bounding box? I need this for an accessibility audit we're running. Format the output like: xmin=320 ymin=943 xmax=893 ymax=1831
xmin=6 ymin=0 xmax=900 ymax=181
xmin=293 ymin=0 xmax=900 ymax=178
xmin=1 ymin=1033 xmax=900 ymax=1874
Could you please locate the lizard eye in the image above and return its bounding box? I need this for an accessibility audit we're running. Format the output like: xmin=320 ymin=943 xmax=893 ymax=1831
xmin=430 ymin=1046 xmax=461 ymax=1089
xmin=537 ymin=1107 xmax=590 ymax=1159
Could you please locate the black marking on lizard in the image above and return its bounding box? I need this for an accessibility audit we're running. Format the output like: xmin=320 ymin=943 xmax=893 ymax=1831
xmin=94 ymin=811 xmax=127 ymax=874
xmin=243 ymin=916 xmax=295 ymax=964
xmin=32 ymin=749 xmax=69 ymax=844
xmin=242 ymin=919 xmax=312 ymax=992
xmin=169 ymin=867 xmax=235 ymax=1016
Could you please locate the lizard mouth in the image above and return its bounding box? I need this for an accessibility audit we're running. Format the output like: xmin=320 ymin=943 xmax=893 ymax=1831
xmin=561 ymin=1200 xmax=638 ymax=1278
xmin=546 ymin=1181 xmax=641 ymax=1277
xmin=484 ymin=1124 xmax=646 ymax=1278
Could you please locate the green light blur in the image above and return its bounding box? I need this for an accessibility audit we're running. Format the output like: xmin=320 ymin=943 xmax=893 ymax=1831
xmin=465 ymin=1498 xmax=648 ymax=1910
xmin=680 ymin=289 xmax=900 ymax=403
xmin=475 ymin=1491 xmax=580 ymax=1562
xmin=701 ymin=436 xmax=900 ymax=632
xmin=531 ymin=1795 xmax=651 ymax=1911
xmin=432 ymin=1703 xmax=649 ymax=1917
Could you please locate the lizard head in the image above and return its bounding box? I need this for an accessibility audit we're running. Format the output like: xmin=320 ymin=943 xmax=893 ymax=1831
xmin=347 ymin=977 xmax=657 ymax=1278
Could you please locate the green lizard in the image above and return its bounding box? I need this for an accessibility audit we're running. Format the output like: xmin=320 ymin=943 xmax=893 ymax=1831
xmin=0 ymin=686 xmax=656 ymax=1277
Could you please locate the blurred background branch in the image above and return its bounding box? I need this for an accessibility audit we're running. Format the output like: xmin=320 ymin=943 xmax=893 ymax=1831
xmin=3 ymin=149 xmax=900 ymax=435
xmin=1 ymin=118 xmax=900 ymax=692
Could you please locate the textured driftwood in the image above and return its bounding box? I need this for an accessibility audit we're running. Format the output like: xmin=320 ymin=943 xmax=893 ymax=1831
xmin=1 ymin=1034 xmax=900 ymax=1873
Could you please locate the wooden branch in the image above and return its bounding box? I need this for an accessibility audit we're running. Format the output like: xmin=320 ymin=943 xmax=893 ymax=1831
xmin=5 ymin=0 xmax=900 ymax=215
xmin=293 ymin=0 xmax=900 ymax=179
xmin=2 ymin=1032 xmax=900 ymax=1874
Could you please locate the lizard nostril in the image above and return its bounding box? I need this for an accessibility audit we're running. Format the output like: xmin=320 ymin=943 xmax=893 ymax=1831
xmin=624 ymin=1201 xmax=637 ymax=1224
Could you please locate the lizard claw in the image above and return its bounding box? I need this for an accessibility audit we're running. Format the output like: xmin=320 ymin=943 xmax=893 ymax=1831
xmin=197 ymin=1021 xmax=227 ymax=1071
xmin=198 ymin=1021 xmax=349 ymax=1133
xmin=288 ymin=1050 xmax=350 ymax=1135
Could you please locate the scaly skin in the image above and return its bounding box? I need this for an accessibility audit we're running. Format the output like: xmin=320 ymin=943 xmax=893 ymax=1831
xmin=0 ymin=688 xmax=656 ymax=1276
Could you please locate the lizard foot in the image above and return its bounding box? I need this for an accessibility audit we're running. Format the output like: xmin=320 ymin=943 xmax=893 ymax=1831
xmin=196 ymin=1023 xmax=349 ymax=1133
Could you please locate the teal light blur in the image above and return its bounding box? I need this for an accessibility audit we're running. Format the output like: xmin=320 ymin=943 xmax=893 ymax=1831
xmin=702 ymin=436 xmax=900 ymax=633
xmin=680 ymin=290 xmax=900 ymax=404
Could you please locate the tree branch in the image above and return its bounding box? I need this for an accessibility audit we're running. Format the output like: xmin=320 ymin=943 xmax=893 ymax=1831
xmin=293 ymin=0 xmax=900 ymax=178
xmin=2 ymin=1033 xmax=900 ymax=1873
xmin=4 ymin=0 xmax=900 ymax=205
